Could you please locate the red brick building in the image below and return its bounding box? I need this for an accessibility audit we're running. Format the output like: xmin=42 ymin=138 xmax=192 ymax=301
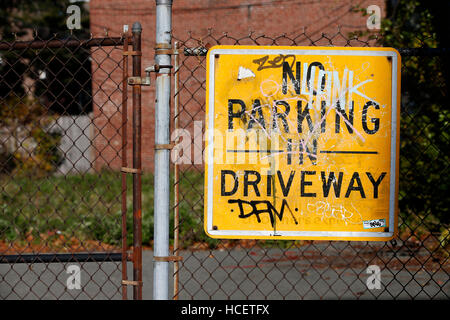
xmin=89 ymin=0 xmax=385 ymax=171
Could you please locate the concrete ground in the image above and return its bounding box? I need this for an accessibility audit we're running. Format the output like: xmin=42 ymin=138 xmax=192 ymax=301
xmin=1 ymin=242 xmax=448 ymax=300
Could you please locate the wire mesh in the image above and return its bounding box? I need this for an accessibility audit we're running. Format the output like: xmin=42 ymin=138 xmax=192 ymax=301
xmin=0 ymin=33 xmax=127 ymax=299
xmin=172 ymin=29 xmax=449 ymax=299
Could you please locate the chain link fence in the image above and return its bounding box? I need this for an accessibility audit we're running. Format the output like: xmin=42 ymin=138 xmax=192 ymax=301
xmin=0 ymin=27 xmax=448 ymax=300
xmin=172 ymin=30 xmax=449 ymax=299
xmin=0 ymin=33 xmax=130 ymax=299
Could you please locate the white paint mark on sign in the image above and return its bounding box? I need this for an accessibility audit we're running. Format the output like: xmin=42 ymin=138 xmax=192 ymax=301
xmin=237 ymin=66 xmax=255 ymax=80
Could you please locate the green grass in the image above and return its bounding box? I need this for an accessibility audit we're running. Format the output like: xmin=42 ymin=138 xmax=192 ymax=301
xmin=2 ymin=170 xmax=446 ymax=252
xmin=0 ymin=170 xmax=217 ymax=249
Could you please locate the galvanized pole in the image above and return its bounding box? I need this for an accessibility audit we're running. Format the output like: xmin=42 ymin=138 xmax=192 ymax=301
xmin=153 ymin=0 xmax=172 ymax=300
xmin=172 ymin=41 xmax=180 ymax=300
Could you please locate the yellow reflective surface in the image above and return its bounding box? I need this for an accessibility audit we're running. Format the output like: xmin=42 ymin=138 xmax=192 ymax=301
xmin=204 ymin=46 xmax=400 ymax=241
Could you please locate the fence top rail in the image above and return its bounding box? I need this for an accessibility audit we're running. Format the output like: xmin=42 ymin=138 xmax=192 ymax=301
xmin=0 ymin=253 xmax=123 ymax=264
xmin=398 ymin=47 xmax=450 ymax=56
xmin=182 ymin=46 xmax=450 ymax=56
xmin=0 ymin=36 xmax=125 ymax=51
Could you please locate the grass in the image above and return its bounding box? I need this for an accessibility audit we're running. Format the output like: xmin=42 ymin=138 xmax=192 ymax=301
xmin=0 ymin=169 xmax=216 ymax=249
xmin=1 ymin=170 xmax=447 ymax=254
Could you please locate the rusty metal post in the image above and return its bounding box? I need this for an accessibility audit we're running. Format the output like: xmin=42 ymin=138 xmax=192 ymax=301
xmin=121 ymin=28 xmax=130 ymax=301
xmin=131 ymin=22 xmax=143 ymax=300
xmin=153 ymin=0 xmax=172 ymax=300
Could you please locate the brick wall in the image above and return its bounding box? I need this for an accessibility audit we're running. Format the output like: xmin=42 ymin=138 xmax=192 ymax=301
xmin=90 ymin=0 xmax=385 ymax=171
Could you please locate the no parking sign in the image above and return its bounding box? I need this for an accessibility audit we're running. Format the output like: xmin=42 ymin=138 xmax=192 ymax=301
xmin=204 ymin=46 xmax=400 ymax=241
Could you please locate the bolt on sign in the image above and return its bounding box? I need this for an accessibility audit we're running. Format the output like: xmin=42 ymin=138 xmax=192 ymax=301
xmin=204 ymin=46 xmax=401 ymax=241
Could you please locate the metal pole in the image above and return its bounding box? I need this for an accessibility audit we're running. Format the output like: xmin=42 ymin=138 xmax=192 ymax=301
xmin=121 ymin=30 xmax=129 ymax=301
xmin=153 ymin=0 xmax=172 ymax=300
xmin=172 ymin=41 xmax=180 ymax=300
xmin=131 ymin=22 xmax=143 ymax=300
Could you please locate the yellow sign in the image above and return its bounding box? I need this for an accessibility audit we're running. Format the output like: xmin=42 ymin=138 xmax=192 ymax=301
xmin=204 ymin=46 xmax=400 ymax=241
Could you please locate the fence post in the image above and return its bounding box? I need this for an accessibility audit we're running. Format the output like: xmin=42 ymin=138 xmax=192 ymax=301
xmin=153 ymin=0 xmax=172 ymax=300
xmin=131 ymin=22 xmax=143 ymax=300
xmin=121 ymin=27 xmax=129 ymax=301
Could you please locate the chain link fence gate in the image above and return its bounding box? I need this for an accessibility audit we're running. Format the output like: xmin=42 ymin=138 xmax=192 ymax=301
xmin=0 ymin=25 xmax=144 ymax=300
xmin=1 ymin=20 xmax=448 ymax=301
xmin=171 ymin=30 xmax=449 ymax=300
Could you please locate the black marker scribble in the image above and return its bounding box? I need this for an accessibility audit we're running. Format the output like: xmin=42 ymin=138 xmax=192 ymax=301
xmin=252 ymin=54 xmax=296 ymax=71
xmin=228 ymin=198 xmax=298 ymax=227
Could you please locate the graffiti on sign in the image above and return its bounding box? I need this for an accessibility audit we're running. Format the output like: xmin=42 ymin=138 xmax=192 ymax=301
xmin=204 ymin=46 xmax=400 ymax=241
